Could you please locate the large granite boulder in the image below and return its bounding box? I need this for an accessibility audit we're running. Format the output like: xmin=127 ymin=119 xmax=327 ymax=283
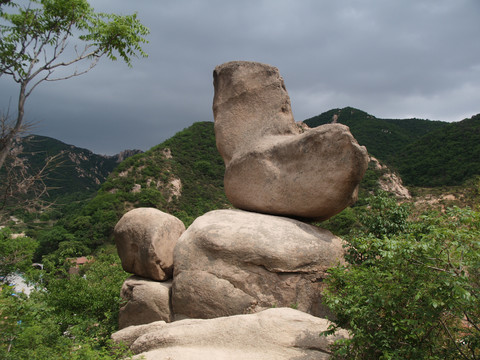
xmin=213 ymin=61 xmax=369 ymax=221
xmin=119 ymin=276 xmax=173 ymax=329
xmin=112 ymin=307 xmax=348 ymax=360
xmin=171 ymin=209 xmax=344 ymax=319
xmin=114 ymin=208 xmax=185 ymax=281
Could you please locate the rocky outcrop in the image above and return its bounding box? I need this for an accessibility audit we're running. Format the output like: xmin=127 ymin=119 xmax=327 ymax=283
xmin=119 ymin=276 xmax=173 ymax=329
xmin=114 ymin=208 xmax=185 ymax=281
xmin=112 ymin=61 xmax=363 ymax=358
xmin=172 ymin=209 xmax=344 ymax=319
xmin=112 ymin=307 xmax=348 ymax=360
xmin=213 ymin=61 xmax=369 ymax=221
xmin=370 ymin=156 xmax=411 ymax=198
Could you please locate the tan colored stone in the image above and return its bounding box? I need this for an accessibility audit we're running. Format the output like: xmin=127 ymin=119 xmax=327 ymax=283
xmin=213 ymin=61 xmax=368 ymax=220
xmin=114 ymin=208 xmax=185 ymax=281
xmin=119 ymin=276 xmax=173 ymax=329
xmin=172 ymin=209 xmax=344 ymax=319
xmin=213 ymin=61 xmax=298 ymax=164
xmin=111 ymin=307 xmax=348 ymax=360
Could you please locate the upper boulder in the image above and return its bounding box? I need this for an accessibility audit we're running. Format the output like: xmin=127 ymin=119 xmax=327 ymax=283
xmin=213 ymin=61 xmax=369 ymax=221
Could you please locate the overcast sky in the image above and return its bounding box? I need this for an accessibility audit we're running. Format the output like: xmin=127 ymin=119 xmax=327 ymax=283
xmin=1 ymin=0 xmax=479 ymax=155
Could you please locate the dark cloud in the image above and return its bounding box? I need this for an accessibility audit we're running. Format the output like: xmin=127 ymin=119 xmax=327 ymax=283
xmin=1 ymin=0 xmax=479 ymax=154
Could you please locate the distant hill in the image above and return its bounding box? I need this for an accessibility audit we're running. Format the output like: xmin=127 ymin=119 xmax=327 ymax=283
xmin=98 ymin=121 xmax=230 ymax=226
xmin=31 ymin=122 xmax=231 ymax=256
xmin=13 ymin=135 xmax=142 ymax=197
xmin=391 ymin=114 xmax=480 ymax=186
xmin=303 ymin=107 xmax=447 ymax=163
xmin=304 ymin=107 xmax=480 ymax=186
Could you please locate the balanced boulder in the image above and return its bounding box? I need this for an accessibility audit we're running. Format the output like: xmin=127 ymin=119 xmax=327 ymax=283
xmin=114 ymin=208 xmax=185 ymax=281
xmin=213 ymin=61 xmax=369 ymax=220
xmin=172 ymin=209 xmax=344 ymax=319
xmin=112 ymin=307 xmax=348 ymax=360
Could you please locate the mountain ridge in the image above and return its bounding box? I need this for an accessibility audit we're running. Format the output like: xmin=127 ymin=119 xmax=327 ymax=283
xmin=303 ymin=107 xmax=480 ymax=186
xmin=13 ymin=134 xmax=143 ymax=196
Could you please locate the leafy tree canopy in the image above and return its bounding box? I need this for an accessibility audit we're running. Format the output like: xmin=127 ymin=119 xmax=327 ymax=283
xmin=0 ymin=0 xmax=149 ymax=170
xmin=323 ymin=193 xmax=480 ymax=359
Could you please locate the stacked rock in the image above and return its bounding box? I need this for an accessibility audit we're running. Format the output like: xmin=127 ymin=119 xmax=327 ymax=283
xmin=114 ymin=207 xmax=185 ymax=328
xmin=172 ymin=61 xmax=368 ymax=319
xmin=112 ymin=61 xmax=368 ymax=358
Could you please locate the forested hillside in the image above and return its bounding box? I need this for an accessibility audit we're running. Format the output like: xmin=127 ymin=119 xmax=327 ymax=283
xmin=303 ymin=107 xmax=447 ymax=163
xmin=392 ymin=114 xmax=480 ymax=186
xmin=1 ymin=116 xmax=479 ymax=359
xmin=304 ymin=107 xmax=480 ymax=187
xmin=30 ymin=122 xmax=230 ymax=262
xmin=2 ymin=135 xmax=141 ymax=198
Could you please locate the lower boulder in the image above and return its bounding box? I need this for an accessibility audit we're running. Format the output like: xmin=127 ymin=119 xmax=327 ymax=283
xmin=172 ymin=209 xmax=344 ymax=319
xmin=119 ymin=276 xmax=173 ymax=329
xmin=112 ymin=307 xmax=348 ymax=360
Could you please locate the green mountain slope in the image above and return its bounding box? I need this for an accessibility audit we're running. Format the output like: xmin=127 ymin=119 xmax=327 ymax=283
xmin=100 ymin=121 xmax=230 ymax=224
xmin=14 ymin=135 xmax=141 ymax=196
xmin=303 ymin=107 xmax=447 ymax=163
xmin=33 ymin=122 xmax=231 ymax=258
xmin=392 ymin=114 xmax=480 ymax=186
xmin=304 ymin=107 xmax=480 ymax=187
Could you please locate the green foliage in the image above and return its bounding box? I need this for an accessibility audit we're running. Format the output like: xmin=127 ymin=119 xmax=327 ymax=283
xmin=0 ymin=0 xmax=149 ymax=76
xmin=304 ymin=107 xmax=447 ymax=164
xmin=323 ymin=205 xmax=480 ymax=359
xmin=392 ymin=114 xmax=480 ymax=187
xmin=357 ymin=191 xmax=410 ymax=238
xmin=0 ymin=247 xmax=131 ymax=359
xmin=44 ymin=248 xmax=129 ymax=340
xmin=305 ymin=107 xmax=480 ymax=187
xmin=0 ymin=228 xmax=38 ymax=278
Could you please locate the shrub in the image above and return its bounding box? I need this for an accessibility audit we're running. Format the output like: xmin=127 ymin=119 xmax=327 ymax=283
xmin=323 ymin=206 xmax=480 ymax=359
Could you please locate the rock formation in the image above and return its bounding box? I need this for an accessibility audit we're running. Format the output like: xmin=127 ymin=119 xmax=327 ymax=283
xmin=112 ymin=308 xmax=348 ymax=360
xmin=213 ymin=61 xmax=369 ymax=221
xmin=119 ymin=276 xmax=173 ymax=329
xmin=111 ymin=61 xmax=367 ymax=358
xmin=172 ymin=209 xmax=343 ymax=319
xmin=114 ymin=207 xmax=185 ymax=281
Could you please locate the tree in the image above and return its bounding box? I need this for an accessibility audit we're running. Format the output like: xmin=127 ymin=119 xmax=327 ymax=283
xmin=0 ymin=247 xmax=131 ymax=359
xmin=0 ymin=0 xmax=149 ymax=170
xmin=0 ymin=227 xmax=38 ymax=279
xmin=322 ymin=205 xmax=480 ymax=359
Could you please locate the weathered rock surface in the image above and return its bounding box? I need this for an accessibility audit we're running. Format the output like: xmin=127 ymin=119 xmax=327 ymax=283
xmin=213 ymin=61 xmax=368 ymax=220
xmin=172 ymin=209 xmax=344 ymax=319
xmin=119 ymin=276 xmax=173 ymax=329
xmin=112 ymin=307 xmax=348 ymax=360
xmin=114 ymin=208 xmax=185 ymax=281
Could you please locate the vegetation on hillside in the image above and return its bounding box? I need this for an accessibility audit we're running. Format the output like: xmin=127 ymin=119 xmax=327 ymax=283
xmin=1 ymin=112 xmax=479 ymax=358
xmin=392 ymin=114 xmax=480 ymax=186
xmin=303 ymin=107 xmax=447 ymax=163
xmin=322 ymin=190 xmax=480 ymax=359
xmin=0 ymin=246 xmax=131 ymax=359
xmin=304 ymin=107 xmax=480 ymax=188
xmin=28 ymin=121 xmax=230 ymax=263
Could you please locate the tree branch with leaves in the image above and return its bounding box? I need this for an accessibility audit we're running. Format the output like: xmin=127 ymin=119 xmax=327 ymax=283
xmin=0 ymin=0 xmax=149 ymax=170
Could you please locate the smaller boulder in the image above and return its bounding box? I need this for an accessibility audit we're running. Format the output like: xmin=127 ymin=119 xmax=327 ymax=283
xmin=114 ymin=208 xmax=185 ymax=281
xmin=119 ymin=276 xmax=173 ymax=329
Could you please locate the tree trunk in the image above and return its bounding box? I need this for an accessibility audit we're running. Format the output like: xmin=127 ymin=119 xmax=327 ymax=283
xmin=0 ymin=82 xmax=26 ymax=170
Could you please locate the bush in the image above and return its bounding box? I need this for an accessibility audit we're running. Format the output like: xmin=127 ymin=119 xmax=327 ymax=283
xmin=323 ymin=206 xmax=480 ymax=359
